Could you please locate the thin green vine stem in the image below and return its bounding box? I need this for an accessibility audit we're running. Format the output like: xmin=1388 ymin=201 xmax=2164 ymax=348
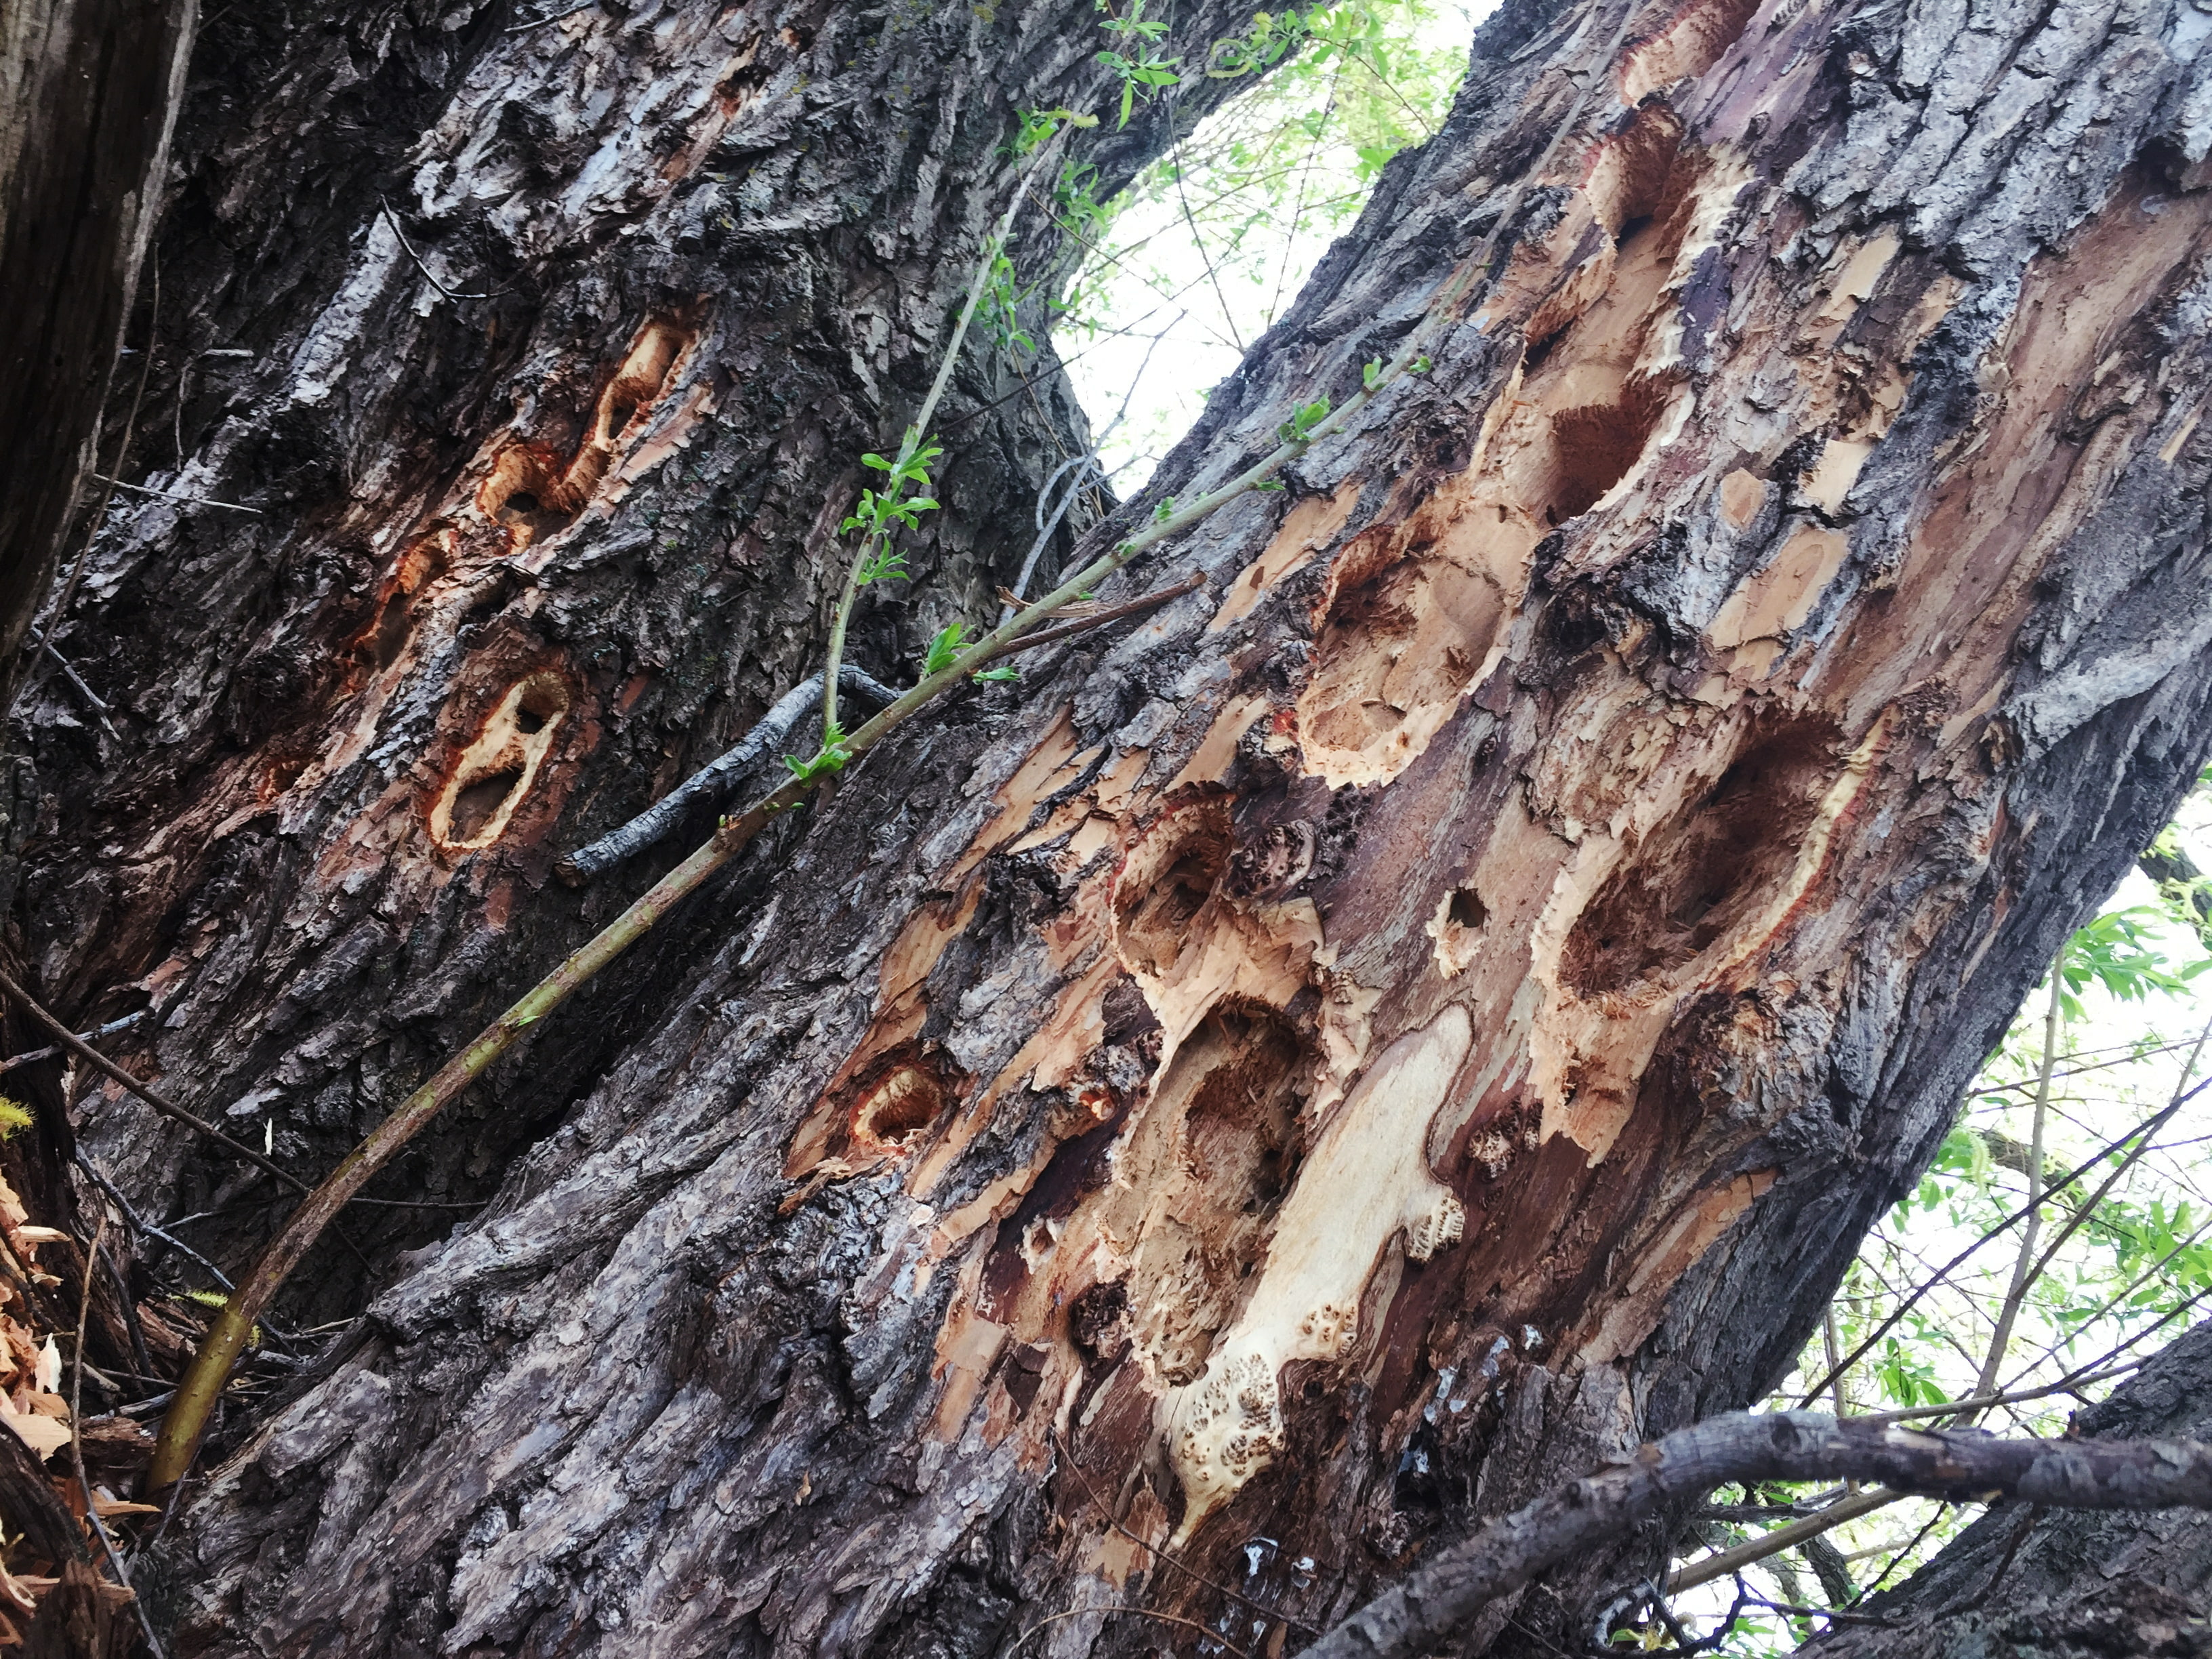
xmin=822 ymin=137 xmax=1063 ymax=749
xmin=151 ymin=6 xmax=1643 ymax=1491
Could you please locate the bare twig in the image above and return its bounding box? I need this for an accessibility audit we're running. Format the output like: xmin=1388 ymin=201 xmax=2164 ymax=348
xmin=71 ymin=1151 xmax=300 ymax=1358
xmin=506 ymin=0 xmax=595 ymax=28
xmin=1169 ymin=108 xmax=1246 ymax=357
xmin=995 ymin=571 xmax=1205 ymax=656
xmin=1004 ymin=331 xmax=1166 ymax=619
xmin=1738 ymin=1597 xmax=1896 ymax=1629
xmin=1933 ymin=1501 xmax=2039 ymax=1616
xmin=2007 ymin=1012 xmax=2212 ymax=1309
xmin=0 ymin=1010 xmax=146 ymax=1074
xmin=30 ymin=640 xmax=119 ymax=737
xmin=1667 ymin=1488 xmax=1902 ymax=1595
xmin=90 ymin=473 xmax=262 ymax=514
xmin=1851 ymin=1499 xmax=1950 ymax=1600
xmin=0 ymin=967 xmax=308 ymax=1196
xmin=1300 ymin=1412 xmax=2212 ymax=1659
xmin=70 ymin=1219 xmax=167 ymax=1658
xmin=1050 ymin=1427 xmax=1322 ymax=1635
xmin=1008 ymin=1605 xmax=1247 ymax=1659
xmin=1967 ymin=958 xmax=2066 ymax=1414
xmin=6 ymin=259 xmax=159 ymax=726
xmin=1859 ymin=1360 xmax=2143 ymax=1425
xmin=377 ymin=197 xmax=508 ymax=302
xmin=1799 ymin=1079 xmax=2212 ymax=1407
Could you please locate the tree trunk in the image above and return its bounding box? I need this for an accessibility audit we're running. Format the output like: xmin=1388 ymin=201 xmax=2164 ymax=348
xmin=1797 ymin=1318 xmax=2212 ymax=1658
xmin=10 ymin=0 xmax=2211 ymax=1652
xmin=0 ymin=0 xmax=196 ymax=661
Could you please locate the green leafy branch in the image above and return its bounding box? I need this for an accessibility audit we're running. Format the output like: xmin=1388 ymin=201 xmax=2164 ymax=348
xmin=1097 ymin=0 xmax=1181 ymax=127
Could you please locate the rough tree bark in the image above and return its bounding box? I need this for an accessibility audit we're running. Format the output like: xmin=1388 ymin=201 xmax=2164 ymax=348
xmin=0 ymin=0 xmax=195 ymax=660
xmin=1800 ymin=1317 xmax=2212 ymax=1658
xmin=7 ymin=0 xmax=2212 ymax=1653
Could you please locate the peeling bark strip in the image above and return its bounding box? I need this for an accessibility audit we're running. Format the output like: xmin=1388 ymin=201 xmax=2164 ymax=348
xmin=15 ymin=0 xmax=2212 ymax=1652
xmin=1303 ymin=1410 xmax=2212 ymax=1659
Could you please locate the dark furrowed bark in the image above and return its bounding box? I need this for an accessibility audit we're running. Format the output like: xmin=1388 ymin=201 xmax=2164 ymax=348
xmin=26 ymin=0 xmax=2212 ymax=1653
xmin=1798 ymin=1319 xmax=2212 ymax=1658
xmin=6 ymin=0 xmax=1271 ymax=1313
xmin=0 ymin=0 xmax=196 ymax=659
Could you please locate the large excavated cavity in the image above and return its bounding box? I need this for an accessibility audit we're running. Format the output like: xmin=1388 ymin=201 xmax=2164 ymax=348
xmin=428 ymin=673 xmax=572 ymax=851
xmin=1297 ymin=516 xmax=1514 ymax=788
xmin=1584 ymin=104 xmax=1688 ymax=241
xmin=1618 ymin=0 xmax=1763 ymax=104
xmin=356 ymin=533 xmax=451 ymax=673
xmin=476 ymin=316 xmax=693 ymax=551
xmin=1120 ymin=1005 xmax=1307 ymax=1387
xmin=1112 ymin=800 xmax=1232 ymax=979
xmin=1559 ymin=715 xmax=1841 ymax=995
xmin=836 ymin=1052 xmax=956 ymax=1161
xmin=1294 ymin=114 xmax=1698 ymax=790
xmin=1539 ymin=381 xmax=1672 ymax=525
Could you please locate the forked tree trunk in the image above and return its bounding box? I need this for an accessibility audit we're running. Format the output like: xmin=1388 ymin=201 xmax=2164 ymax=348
xmin=9 ymin=0 xmax=2212 ymax=1652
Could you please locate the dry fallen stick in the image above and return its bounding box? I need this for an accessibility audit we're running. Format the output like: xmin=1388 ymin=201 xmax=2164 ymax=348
xmin=1296 ymin=1410 xmax=2212 ymax=1659
xmin=556 ymin=665 xmax=899 ymax=886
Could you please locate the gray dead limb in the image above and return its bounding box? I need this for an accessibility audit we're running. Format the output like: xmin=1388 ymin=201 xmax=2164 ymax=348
xmin=1298 ymin=1411 xmax=2212 ymax=1659
xmin=556 ymin=665 xmax=899 ymax=886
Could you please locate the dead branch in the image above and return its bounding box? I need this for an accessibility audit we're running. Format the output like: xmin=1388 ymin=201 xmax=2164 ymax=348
xmin=1299 ymin=1410 xmax=2212 ymax=1659
xmin=556 ymin=665 xmax=899 ymax=886
xmin=0 ymin=966 xmax=310 ymax=1196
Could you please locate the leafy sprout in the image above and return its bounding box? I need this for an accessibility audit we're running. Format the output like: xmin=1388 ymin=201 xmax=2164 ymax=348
xmin=923 ymin=622 xmax=975 ymax=677
xmin=783 ymin=722 xmax=853 ymax=783
xmin=1276 ymin=395 xmax=1331 ymax=444
xmin=841 ymin=430 xmax=944 ymax=577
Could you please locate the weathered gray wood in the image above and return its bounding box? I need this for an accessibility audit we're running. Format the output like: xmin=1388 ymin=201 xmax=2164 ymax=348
xmin=7 ymin=0 xmax=2210 ymax=1651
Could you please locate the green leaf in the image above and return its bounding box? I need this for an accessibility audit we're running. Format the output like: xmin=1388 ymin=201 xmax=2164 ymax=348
xmin=783 ymin=740 xmax=853 ymax=783
xmin=972 ymin=664 xmax=1020 ymax=683
xmin=924 ymin=621 xmax=975 ymax=676
xmin=1277 ymin=395 xmax=1332 ymax=445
